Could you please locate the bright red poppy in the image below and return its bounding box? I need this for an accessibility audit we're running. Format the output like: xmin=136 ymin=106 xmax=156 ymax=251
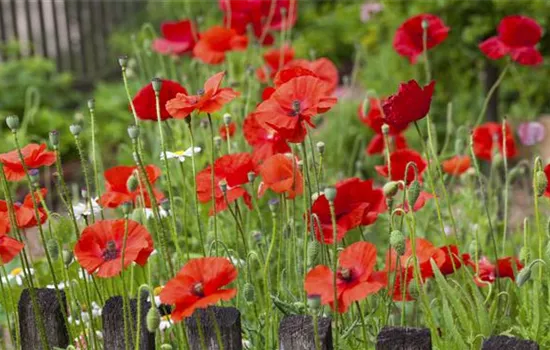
xmin=305 ymin=241 xmax=386 ymax=313
xmin=396 ymin=191 xmax=434 ymax=214
xmin=193 ymin=26 xmax=248 ymax=65
xmin=243 ymin=113 xmax=291 ymax=166
xmin=98 ymin=165 xmax=164 ymax=209
xmin=438 ymin=245 xmax=471 ymax=276
xmin=258 ymin=153 xmax=303 ymax=199
xmin=272 ymin=66 xmax=318 ymax=89
xmin=254 ymin=76 xmax=337 ymax=143
xmin=441 ymin=155 xmax=471 ymax=176
xmin=366 ymin=134 xmax=408 ymax=155
xmin=74 ymin=219 xmax=154 ymax=278
xmin=543 ymin=164 xmax=550 ymax=197
xmin=393 ymin=14 xmax=450 ymax=63
xmin=132 ymin=79 xmax=188 ymax=121
xmin=152 ymin=19 xmax=197 ymax=56
xmin=375 ymin=149 xmax=427 ymax=185
xmin=479 ymin=15 xmax=543 ymax=66
xmin=219 ymin=122 xmax=237 ymax=140
xmin=382 ymin=80 xmax=435 ymax=130
xmin=160 ymin=257 xmax=237 ymax=321
xmin=308 ymin=178 xmax=386 ymax=244
xmin=471 ymin=256 xmax=523 ymax=286
xmin=196 ymin=153 xmax=254 ymax=215
xmin=472 ymin=122 xmax=517 ymax=161
xmin=256 ymin=45 xmax=295 ymax=82
xmin=283 ymin=58 xmax=339 ymax=94
xmin=15 ymin=188 xmax=48 ymax=229
xmin=0 ymin=144 xmax=56 ymax=182
xmin=166 ymin=71 xmax=240 ymax=119
xmin=0 ymin=215 xmax=24 ymax=264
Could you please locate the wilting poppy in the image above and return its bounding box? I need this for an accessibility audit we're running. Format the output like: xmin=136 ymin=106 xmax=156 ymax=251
xmin=0 ymin=144 xmax=56 ymax=182
xmin=166 ymin=71 xmax=240 ymax=119
xmin=472 ymin=122 xmax=517 ymax=161
xmin=375 ymin=149 xmax=427 ymax=185
xmin=441 ymin=155 xmax=471 ymax=176
xmin=382 ymin=80 xmax=435 ymax=130
xmin=305 ymin=241 xmax=386 ymax=313
xmin=471 ymin=256 xmax=523 ymax=286
xmin=152 ymin=19 xmax=197 ymax=56
xmin=254 ymin=76 xmax=337 ymax=143
xmin=393 ymin=14 xmax=450 ymax=63
xmin=243 ymin=113 xmax=291 ymax=166
xmin=196 ymin=153 xmax=254 ymax=215
xmin=133 ymin=79 xmax=188 ymax=121
xmin=160 ymin=257 xmax=237 ymax=321
xmin=98 ymin=165 xmax=164 ymax=209
xmin=438 ymin=245 xmax=470 ymax=276
xmin=283 ymin=58 xmax=339 ymax=94
xmin=193 ymin=26 xmax=248 ymax=65
xmin=256 ymin=45 xmax=295 ymax=82
xmin=258 ymin=154 xmax=303 ymax=199
xmin=219 ymin=122 xmax=237 ymax=140
xmin=479 ymin=15 xmax=543 ymax=66
xmin=308 ymin=178 xmax=386 ymax=244
xmin=74 ymin=219 xmax=154 ymax=278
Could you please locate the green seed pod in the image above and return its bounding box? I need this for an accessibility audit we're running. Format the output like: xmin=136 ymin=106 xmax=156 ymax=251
xmin=383 ymin=181 xmax=399 ymax=198
xmin=307 ymin=294 xmax=321 ymax=310
xmin=87 ymin=98 xmax=95 ymax=111
xmin=127 ymin=124 xmax=140 ymax=140
xmin=516 ymin=267 xmax=531 ymax=287
xmin=62 ymin=250 xmax=74 ymax=266
xmin=535 ymin=170 xmax=548 ymax=197
xmin=407 ymin=180 xmax=420 ymax=207
xmin=46 ymin=239 xmax=59 ymax=260
xmin=126 ymin=174 xmax=139 ymax=193
xmin=5 ymin=115 xmax=20 ymax=131
xmin=324 ymin=187 xmax=337 ymax=202
xmin=146 ymin=306 xmax=161 ymax=332
xmin=390 ymin=230 xmax=405 ymax=256
xmin=118 ymin=55 xmax=128 ymax=68
xmin=151 ymin=77 xmax=162 ymax=93
xmin=316 ymin=141 xmax=325 ymax=155
xmin=214 ymin=136 xmax=222 ymax=149
xmin=49 ymin=130 xmax=60 ymax=149
xmin=381 ymin=124 xmax=390 ymax=135
xmin=131 ymin=208 xmax=147 ymax=225
xmin=307 ymin=240 xmax=321 ymax=267
xmin=243 ymin=282 xmax=255 ymax=304
xmin=121 ymin=201 xmax=133 ymax=216
xmin=160 ymin=345 xmax=173 ymax=350
xmin=223 ymin=113 xmax=232 ymax=125
xmin=247 ymin=171 xmax=255 ymax=183
xmin=69 ymin=123 xmax=82 ymax=136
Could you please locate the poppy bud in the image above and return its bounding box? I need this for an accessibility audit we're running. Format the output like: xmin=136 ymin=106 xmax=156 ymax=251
xmin=87 ymin=98 xmax=95 ymax=111
xmin=307 ymin=294 xmax=321 ymax=310
xmin=516 ymin=267 xmax=531 ymax=287
xmin=307 ymin=240 xmax=321 ymax=267
xmin=151 ymin=77 xmax=162 ymax=94
xmin=127 ymin=124 xmax=140 ymax=140
xmin=324 ymin=187 xmax=337 ymax=202
xmin=223 ymin=113 xmax=232 ymax=125
xmin=28 ymin=169 xmax=40 ymax=185
xmin=121 ymin=201 xmax=133 ymax=216
xmin=219 ymin=179 xmax=228 ymax=194
xmin=268 ymin=198 xmax=279 ymax=212
xmin=381 ymin=124 xmax=390 ymax=135
xmin=63 ymin=250 xmax=74 ymax=265
xmin=421 ymin=19 xmax=429 ymax=30
xmin=535 ymin=170 xmax=547 ymax=197
xmin=383 ymin=181 xmax=399 ymax=198
xmin=118 ymin=55 xmax=128 ymax=69
xmin=160 ymin=344 xmax=173 ymax=350
xmin=390 ymin=230 xmax=405 ymax=256
xmin=243 ymin=282 xmax=255 ymax=304
xmin=70 ymin=123 xmax=82 ymax=136
xmin=247 ymin=171 xmax=255 ymax=183
xmin=6 ymin=115 xmax=20 ymax=131
xmin=519 ymin=247 xmax=530 ymax=263
xmin=407 ymin=180 xmax=420 ymax=207
xmin=160 ymin=198 xmax=170 ymax=212
xmin=214 ymin=136 xmax=222 ymax=149
xmin=146 ymin=306 xmax=161 ymax=332
xmin=49 ymin=130 xmax=60 ymax=149
xmin=316 ymin=141 xmax=325 ymax=155
xmin=46 ymin=239 xmax=59 ymax=260
xmin=127 ymin=174 xmax=139 ymax=193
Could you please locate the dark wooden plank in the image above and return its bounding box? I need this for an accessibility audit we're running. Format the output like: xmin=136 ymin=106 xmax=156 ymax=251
xmin=75 ymin=0 xmax=87 ymax=76
xmin=185 ymin=306 xmax=242 ymax=350
xmin=279 ymin=315 xmax=333 ymax=350
xmin=50 ymin=0 xmax=63 ymax=69
xmin=9 ymin=0 xmax=20 ymax=58
xmin=63 ymin=0 xmax=74 ymax=71
xmin=23 ymin=0 xmax=34 ymax=55
xmin=482 ymin=335 xmax=539 ymax=350
xmin=37 ymin=0 xmax=48 ymax=57
xmin=376 ymin=326 xmax=431 ymax=350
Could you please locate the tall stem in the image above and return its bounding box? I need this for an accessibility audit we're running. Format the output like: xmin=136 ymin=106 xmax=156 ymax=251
xmin=207 ymin=114 xmax=219 ymax=256
xmin=328 ymin=200 xmax=339 ymax=349
xmin=186 ymin=120 xmax=206 ymax=256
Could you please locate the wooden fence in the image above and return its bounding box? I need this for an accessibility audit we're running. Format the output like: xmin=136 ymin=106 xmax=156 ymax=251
xmin=15 ymin=287 xmax=540 ymax=350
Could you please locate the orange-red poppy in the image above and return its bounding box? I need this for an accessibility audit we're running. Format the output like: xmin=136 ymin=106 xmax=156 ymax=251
xmin=283 ymin=58 xmax=339 ymax=94
xmin=472 ymin=122 xmax=517 ymax=161
xmin=375 ymin=149 xmax=427 ymax=185
xmin=258 ymin=154 xmax=303 ymax=199
xmin=471 ymin=256 xmax=523 ymax=286
xmin=0 ymin=215 xmax=24 ymax=264
xmin=193 ymin=26 xmax=248 ymax=64
xmin=219 ymin=122 xmax=237 ymax=140
xmin=256 ymin=45 xmax=295 ymax=82
xmin=441 ymin=155 xmax=471 ymax=176
xmin=243 ymin=113 xmax=291 ymax=166
xmin=132 ymin=79 xmax=187 ymax=121
xmin=0 ymin=144 xmax=56 ymax=182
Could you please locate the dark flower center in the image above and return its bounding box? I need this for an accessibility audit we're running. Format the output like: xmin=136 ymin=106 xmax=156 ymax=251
xmin=289 ymin=100 xmax=301 ymax=117
xmin=338 ymin=267 xmax=353 ymax=282
xmin=197 ymin=88 xmax=205 ymax=96
xmin=102 ymin=240 xmax=119 ymax=261
xmin=192 ymin=282 xmax=205 ymax=297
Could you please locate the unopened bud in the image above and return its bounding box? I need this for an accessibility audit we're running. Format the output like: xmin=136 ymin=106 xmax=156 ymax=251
xmin=6 ymin=115 xmax=19 ymax=131
xmin=146 ymin=307 xmax=161 ymax=332
xmin=324 ymin=187 xmax=337 ymax=202
xmin=390 ymin=230 xmax=405 ymax=256
xmin=316 ymin=141 xmax=325 ymax=155
xmin=383 ymin=181 xmax=399 ymax=198
xmin=151 ymin=77 xmax=162 ymax=93
xmin=535 ymin=170 xmax=547 ymax=197
xmin=160 ymin=345 xmax=173 ymax=350
xmin=118 ymin=55 xmax=128 ymax=69
xmin=70 ymin=123 xmax=82 ymax=136
xmin=223 ymin=113 xmax=232 ymax=125
xmin=214 ymin=136 xmax=222 ymax=149
xmin=127 ymin=174 xmax=139 ymax=192
xmin=121 ymin=201 xmax=133 ymax=216
xmin=307 ymin=240 xmax=321 ymax=267
xmin=407 ymin=180 xmax=421 ymax=207
xmin=127 ymin=124 xmax=140 ymax=140
xmin=49 ymin=130 xmax=59 ymax=148
xmin=516 ymin=267 xmax=531 ymax=287
xmin=247 ymin=171 xmax=256 ymax=183
xmin=46 ymin=239 xmax=59 ymax=260
xmin=62 ymin=250 xmax=74 ymax=265
xmin=251 ymin=230 xmax=262 ymax=243
xmin=243 ymin=282 xmax=255 ymax=304
xmin=307 ymin=294 xmax=321 ymax=310
xmin=87 ymin=98 xmax=95 ymax=111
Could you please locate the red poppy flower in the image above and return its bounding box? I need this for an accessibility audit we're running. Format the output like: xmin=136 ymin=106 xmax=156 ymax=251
xmin=358 ymin=97 xmax=408 ymax=135
xmin=471 ymin=256 xmax=523 ymax=286
xmin=393 ymin=14 xmax=450 ymax=63
xmin=193 ymin=26 xmax=248 ymax=65
xmin=305 ymin=241 xmax=386 ymax=313
xmin=382 ymin=80 xmax=435 ymax=130
xmin=132 ymin=79 xmax=188 ymax=121
xmin=272 ymin=66 xmax=318 ymax=89
xmin=441 ymin=155 xmax=471 ymax=176
xmin=160 ymin=257 xmax=237 ymax=321
xmin=256 ymin=45 xmax=295 ymax=82
xmin=385 ymin=238 xmax=445 ymax=301
xmin=0 ymin=215 xmax=24 ymax=264
xmin=365 ymin=134 xmax=408 ymax=155
xmin=196 ymin=153 xmax=254 ymax=215
xmin=98 ymin=165 xmax=164 ymax=209
xmin=375 ymin=149 xmax=427 ymax=185
xmin=219 ymin=122 xmax=237 ymax=140
xmin=74 ymin=219 xmax=153 ymax=278
xmin=254 ymin=76 xmax=337 ymax=143
xmin=0 ymin=143 xmax=56 ymax=182
xmin=283 ymin=58 xmax=339 ymax=94
xmin=258 ymin=154 xmax=303 ymax=199
xmin=243 ymin=113 xmax=291 ymax=166
xmin=543 ymin=164 xmax=550 ymax=197
xmin=14 ymin=188 xmax=48 ymax=229
xmin=479 ymin=16 xmax=543 ymax=66
xmin=152 ymin=20 xmax=197 ymax=55
xmin=438 ymin=245 xmax=471 ymax=276
xmin=397 ymin=191 xmax=433 ymax=214
xmin=308 ymin=178 xmax=386 ymax=244
xmin=166 ymin=71 xmax=240 ymax=119
xmin=472 ymin=122 xmax=517 ymax=161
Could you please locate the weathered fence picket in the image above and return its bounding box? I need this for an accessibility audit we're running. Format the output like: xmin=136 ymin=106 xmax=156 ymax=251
xmin=279 ymin=314 xmax=333 ymax=350
xmin=185 ymin=306 xmax=243 ymax=350
xmin=376 ymin=326 xmax=432 ymax=350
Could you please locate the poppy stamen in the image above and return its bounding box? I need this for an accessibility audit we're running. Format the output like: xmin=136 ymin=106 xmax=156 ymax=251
xmin=192 ymin=282 xmax=205 ymax=297
xmin=197 ymin=88 xmax=205 ymax=96
xmin=338 ymin=267 xmax=352 ymax=281
xmin=102 ymin=240 xmax=119 ymax=261
xmin=289 ymin=100 xmax=301 ymax=116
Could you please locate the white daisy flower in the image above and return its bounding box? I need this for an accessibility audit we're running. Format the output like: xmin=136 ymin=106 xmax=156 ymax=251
xmin=143 ymin=207 xmax=169 ymax=220
xmin=2 ymin=267 xmax=34 ymax=286
xmin=68 ymin=301 xmax=102 ymax=325
xmin=160 ymin=315 xmax=173 ymax=332
xmin=147 ymin=286 xmax=163 ymax=307
xmin=72 ymin=197 xmax=102 ymax=221
xmin=160 ymin=146 xmax=201 ymax=163
xmin=47 ymin=281 xmax=70 ymax=290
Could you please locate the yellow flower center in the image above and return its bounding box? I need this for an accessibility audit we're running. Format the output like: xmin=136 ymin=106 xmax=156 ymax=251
xmin=10 ymin=267 xmax=22 ymax=276
xmin=172 ymin=150 xmax=186 ymax=157
xmin=154 ymin=286 xmax=163 ymax=296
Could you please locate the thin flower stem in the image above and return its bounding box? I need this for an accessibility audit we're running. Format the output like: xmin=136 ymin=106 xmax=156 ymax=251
xmin=121 ymin=217 xmax=132 ymax=350
xmin=225 ymin=124 xmax=232 ymax=154
xmin=74 ymin=135 xmax=96 ymax=223
xmin=88 ymin=104 xmax=104 ymax=220
xmin=533 ymin=158 xmax=544 ymax=281
xmin=195 ymin=311 xmax=208 ymax=350
xmin=186 ymin=119 xmax=206 ymax=257
xmin=501 ymin=119 xmax=509 ymax=255
xmin=312 ymin=311 xmax=321 ymax=350
xmin=207 ymin=113 xmax=219 ymax=256
xmin=263 ymin=210 xmax=278 ymax=350
xmin=0 ymin=264 xmax=15 ymax=347
xmin=474 ymin=63 xmax=510 ymax=126
xmin=208 ymin=308 xmax=225 ymax=350
xmin=328 ymin=200 xmax=339 ymax=349
xmin=122 ymin=66 xmax=139 ymax=125
xmin=355 ymin=301 xmax=369 ymax=347
xmin=223 ymin=193 xmax=249 ymax=255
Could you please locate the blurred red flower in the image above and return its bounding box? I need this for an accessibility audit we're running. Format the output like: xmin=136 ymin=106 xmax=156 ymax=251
xmin=479 ymin=15 xmax=543 ymax=66
xmin=152 ymin=20 xmax=197 ymax=56
xmin=258 ymin=153 xmax=303 ymax=199
xmin=243 ymin=113 xmax=290 ymax=166
xmin=471 ymin=256 xmax=523 ymax=286
xmin=193 ymin=26 xmax=248 ymax=64
xmin=308 ymin=178 xmax=386 ymax=244
xmin=196 ymin=153 xmax=254 ymax=215
xmin=0 ymin=144 xmax=56 ymax=182
xmin=0 ymin=215 xmax=24 ymax=264
xmin=438 ymin=245 xmax=471 ymax=276
xmin=397 ymin=191 xmax=433 ymax=214
xmin=166 ymin=71 xmax=239 ymax=119
xmin=283 ymin=58 xmax=339 ymax=94
xmin=219 ymin=122 xmax=237 ymax=140
xmin=375 ymin=149 xmax=427 ymax=185
xmin=393 ymin=14 xmax=450 ymax=63
xmin=15 ymin=188 xmax=48 ymax=229
xmin=256 ymin=45 xmax=295 ymax=82
xmin=382 ymin=80 xmax=435 ymax=130
xmin=472 ymin=122 xmax=517 ymax=161
xmin=254 ymin=76 xmax=337 ymax=143
xmin=441 ymin=155 xmax=471 ymax=176
xmin=74 ymin=219 xmax=154 ymax=278
xmin=160 ymin=257 xmax=237 ymax=321
xmin=133 ymin=79 xmax=188 ymax=121
xmin=305 ymin=241 xmax=386 ymax=313
xmin=98 ymin=165 xmax=164 ymax=209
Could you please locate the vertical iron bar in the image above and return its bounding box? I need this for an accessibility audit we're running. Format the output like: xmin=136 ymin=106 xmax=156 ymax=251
xmin=51 ymin=0 xmax=63 ymax=70
xmin=76 ymin=0 xmax=87 ymax=77
xmin=88 ymin=0 xmax=101 ymax=74
xmin=9 ymin=0 xmax=20 ymax=58
xmin=64 ymin=0 xmax=74 ymax=70
xmin=37 ymin=0 xmax=48 ymax=57
xmin=0 ymin=0 xmax=7 ymax=61
xmin=24 ymin=0 xmax=34 ymax=55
